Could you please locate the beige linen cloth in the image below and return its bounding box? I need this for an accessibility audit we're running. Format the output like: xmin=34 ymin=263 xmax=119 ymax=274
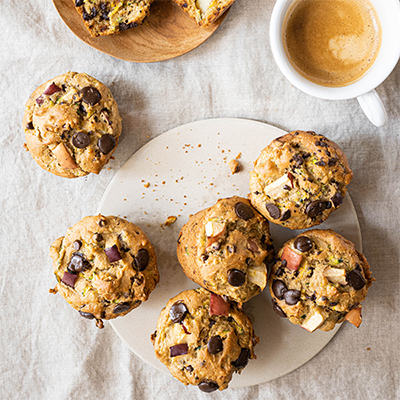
xmin=0 ymin=1 xmax=399 ymax=399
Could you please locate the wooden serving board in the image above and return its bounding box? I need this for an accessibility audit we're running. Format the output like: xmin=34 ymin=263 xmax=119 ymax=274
xmin=53 ymin=0 xmax=230 ymax=63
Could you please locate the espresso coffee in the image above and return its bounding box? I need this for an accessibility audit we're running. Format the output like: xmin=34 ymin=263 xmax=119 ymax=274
xmin=283 ymin=0 xmax=382 ymax=87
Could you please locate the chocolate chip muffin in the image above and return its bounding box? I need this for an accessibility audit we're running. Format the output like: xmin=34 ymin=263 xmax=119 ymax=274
xmin=49 ymin=215 xmax=159 ymax=328
xmin=177 ymin=196 xmax=274 ymax=304
xmin=23 ymin=72 xmax=122 ymax=178
xmin=151 ymin=288 xmax=258 ymax=392
xmin=74 ymin=0 xmax=153 ymax=37
xmin=269 ymin=229 xmax=373 ymax=332
xmin=173 ymin=0 xmax=236 ymax=27
xmin=249 ymin=130 xmax=353 ymax=229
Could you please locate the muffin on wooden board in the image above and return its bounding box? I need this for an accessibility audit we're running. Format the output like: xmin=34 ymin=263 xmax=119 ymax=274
xmin=23 ymin=71 xmax=122 ymax=178
xmin=269 ymin=229 xmax=373 ymax=332
xmin=50 ymin=215 xmax=159 ymax=328
xmin=177 ymin=196 xmax=274 ymax=304
xmin=74 ymin=0 xmax=153 ymax=37
xmin=173 ymin=0 xmax=236 ymax=27
xmin=249 ymin=130 xmax=353 ymax=229
xmin=151 ymin=288 xmax=258 ymax=392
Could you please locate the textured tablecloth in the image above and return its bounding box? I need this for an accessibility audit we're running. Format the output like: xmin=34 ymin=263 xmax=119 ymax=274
xmin=1 ymin=1 xmax=399 ymax=399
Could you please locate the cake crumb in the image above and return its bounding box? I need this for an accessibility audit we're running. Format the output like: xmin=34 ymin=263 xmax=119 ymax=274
xmin=228 ymin=159 xmax=241 ymax=174
xmin=236 ymin=153 xmax=242 ymax=159
xmin=161 ymin=215 xmax=177 ymax=228
xmin=143 ymin=182 xmax=150 ymax=188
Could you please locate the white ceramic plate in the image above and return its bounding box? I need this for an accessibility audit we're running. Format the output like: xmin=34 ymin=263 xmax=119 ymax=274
xmin=97 ymin=118 xmax=361 ymax=388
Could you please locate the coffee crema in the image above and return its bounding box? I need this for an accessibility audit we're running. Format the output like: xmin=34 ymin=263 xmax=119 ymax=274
xmin=283 ymin=0 xmax=382 ymax=87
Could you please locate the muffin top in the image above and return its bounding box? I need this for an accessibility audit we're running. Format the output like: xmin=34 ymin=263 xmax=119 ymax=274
xmin=249 ymin=130 xmax=353 ymax=229
xmin=23 ymin=71 xmax=122 ymax=178
xmin=50 ymin=215 xmax=159 ymax=328
xmin=269 ymin=229 xmax=373 ymax=332
xmin=177 ymin=196 xmax=274 ymax=304
xmin=151 ymin=288 xmax=258 ymax=392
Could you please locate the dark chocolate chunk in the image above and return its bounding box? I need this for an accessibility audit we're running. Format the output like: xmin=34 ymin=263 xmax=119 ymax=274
xmin=94 ymin=233 xmax=103 ymax=242
xmin=134 ymin=248 xmax=149 ymax=271
xmin=294 ymin=236 xmax=313 ymax=252
xmin=235 ymin=202 xmax=254 ymax=220
xmin=26 ymin=121 xmax=34 ymax=130
xmin=113 ymin=302 xmax=130 ymax=314
xmin=233 ymin=348 xmax=250 ymax=369
xmin=198 ymin=380 xmax=219 ymax=393
xmin=280 ymin=210 xmax=291 ymax=221
xmin=305 ymin=201 xmax=328 ymax=218
xmin=207 ymin=335 xmax=223 ymax=355
xmin=79 ymin=311 xmax=95 ymax=319
xmin=331 ymin=193 xmax=344 ymax=208
xmin=347 ymin=269 xmax=366 ymax=290
xmin=228 ymin=269 xmax=246 ymax=287
xmin=170 ymin=343 xmax=188 ymax=357
xmin=98 ymin=134 xmax=116 ymax=154
xmin=272 ymin=280 xmax=287 ymax=300
xmin=44 ymin=83 xmax=62 ymax=96
xmin=169 ymin=302 xmax=188 ymax=323
xmin=273 ymin=303 xmax=287 ymax=317
xmin=67 ymin=252 xmax=90 ymax=273
xmin=266 ymin=203 xmax=280 ymax=220
xmin=72 ymin=131 xmax=90 ymax=149
xmin=104 ymin=245 xmax=122 ymax=263
xmin=80 ymin=86 xmax=101 ymax=106
xmin=284 ymin=289 xmax=301 ymax=305
xmin=61 ymin=271 xmax=77 ymax=288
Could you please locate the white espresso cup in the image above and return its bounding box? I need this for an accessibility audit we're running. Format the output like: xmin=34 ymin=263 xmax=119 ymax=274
xmin=270 ymin=0 xmax=400 ymax=127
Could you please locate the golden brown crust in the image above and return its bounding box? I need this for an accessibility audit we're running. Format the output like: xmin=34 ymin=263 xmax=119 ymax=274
xmin=249 ymin=130 xmax=353 ymax=229
xmin=23 ymin=72 xmax=122 ymax=178
xmin=50 ymin=215 xmax=159 ymax=327
xmin=269 ymin=229 xmax=373 ymax=332
xmin=177 ymin=196 xmax=274 ymax=303
xmin=151 ymin=288 xmax=258 ymax=391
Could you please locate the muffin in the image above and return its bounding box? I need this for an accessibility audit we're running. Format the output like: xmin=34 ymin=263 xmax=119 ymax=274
xmin=49 ymin=215 xmax=159 ymax=328
xmin=269 ymin=229 xmax=373 ymax=332
xmin=74 ymin=0 xmax=153 ymax=37
xmin=177 ymin=196 xmax=274 ymax=304
xmin=23 ymin=71 xmax=122 ymax=178
xmin=173 ymin=0 xmax=236 ymax=27
xmin=249 ymin=130 xmax=353 ymax=229
xmin=151 ymin=288 xmax=258 ymax=392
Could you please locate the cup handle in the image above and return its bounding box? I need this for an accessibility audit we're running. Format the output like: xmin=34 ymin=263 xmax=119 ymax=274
xmin=357 ymin=90 xmax=388 ymax=127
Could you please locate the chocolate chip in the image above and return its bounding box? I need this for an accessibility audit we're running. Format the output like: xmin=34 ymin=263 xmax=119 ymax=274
xmin=280 ymin=210 xmax=291 ymax=221
xmin=207 ymin=335 xmax=223 ymax=354
xmin=235 ymin=202 xmax=254 ymax=220
xmin=283 ymin=185 xmax=291 ymax=191
xmin=275 ymin=267 xmax=284 ymax=277
xmin=67 ymin=253 xmax=90 ymax=273
xmin=284 ymin=289 xmax=301 ymax=305
xmin=266 ymin=203 xmax=281 ymax=219
xmin=75 ymin=0 xmax=83 ymax=6
xmin=330 ymin=302 xmax=338 ymax=307
xmin=134 ymin=248 xmax=149 ymax=271
xmin=99 ymin=219 xmax=107 ymax=227
xmin=272 ymin=280 xmax=287 ymax=299
xmin=169 ymin=302 xmax=188 ymax=323
xmin=98 ymin=134 xmax=116 ymax=154
xmin=79 ymin=311 xmax=95 ymax=319
xmin=201 ymin=254 xmax=209 ymax=262
xmin=80 ymin=86 xmax=101 ymax=106
xmin=119 ymin=21 xmax=138 ymax=31
xmin=321 ymin=296 xmax=328 ymax=302
xmin=73 ymin=240 xmax=82 ymax=250
xmin=305 ymin=201 xmax=328 ymax=218
xmin=294 ymin=236 xmax=313 ymax=252
xmin=347 ymin=269 xmax=366 ymax=290
xmin=211 ymin=242 xmax=220 ymax=251
xmin=245 ymin=257 xmax=252 ymax=265
xmin=315 ymin=160 xmax=326 ymax=166
xmin=94 ymin=233 xmax=103 ymax=242
xmin=273 ymin=303 xmax=286 ymax=318
xmin=233 ymin=348 xmax=250 ymax=369
xmin=315 ymin=140 xmax=328 ymax=147
xmin=228 ymin=269 xmax=246 ymax=287
xmin=198 ymin=380 xmax=219 ymax=393
xmin=185 ymin=365 xmax=194 ymax=372
xmin=72 ymin=131 xmax=90 ymax=149
xmin=227 ymin=245 xmax=236 ymax=253
xmin=325 ymin=201 xmax=332 ymax=209
xmin=26 ymin=121 xmax=34 ymax=130
xmin=293 ymin=154 xmax=304 ymax=166
xmin=113 ymin=302 xmax=130 ymax=314
xmin=331 ymin=193 xmax=344 ymax=208
xmin=328 ymin=157 xmax=337 ymax=167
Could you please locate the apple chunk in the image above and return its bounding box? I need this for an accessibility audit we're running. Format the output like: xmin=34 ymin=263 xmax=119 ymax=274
xmin=52 ymin=143 xmax=77 ymax=169
xmin=209 ymin=293 xmax=230 ymax=316
xmin=264 ymin=174 xmax=292 ymax=197
xmin=281 ymin=247 xmax=302 ymax=271
xmin=345 ymin=307 xmax=362 ymax=328
xmin=301 ymin=310 xmax=325 ymax=332
xmin=323 ymin=266 xmax=347 ymax=285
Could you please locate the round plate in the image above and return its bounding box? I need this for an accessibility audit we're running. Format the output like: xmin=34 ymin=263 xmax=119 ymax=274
xmin=97 ymin=118 xmax=362 ymax=388
xmin=53 ymin=0 xmax=229 ymax=63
